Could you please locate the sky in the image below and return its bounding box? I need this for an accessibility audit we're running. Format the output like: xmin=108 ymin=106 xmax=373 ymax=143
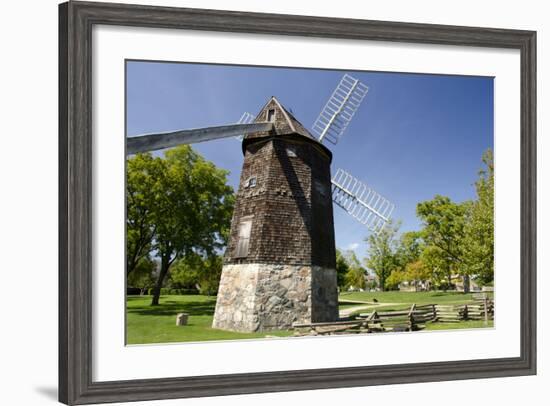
xmin=126 ymin=61 xmax=493 ymax=261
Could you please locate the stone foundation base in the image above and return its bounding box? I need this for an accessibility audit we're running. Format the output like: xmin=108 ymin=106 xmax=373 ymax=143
xmin=212 ymin=263 xmax=338 ymax=332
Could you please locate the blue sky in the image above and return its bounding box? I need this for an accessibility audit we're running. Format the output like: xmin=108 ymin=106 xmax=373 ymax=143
xmin=126 ymin=61 xmax=493 ymax=261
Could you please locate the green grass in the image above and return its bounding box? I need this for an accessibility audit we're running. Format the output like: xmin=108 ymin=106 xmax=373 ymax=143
xmin=126 ymin=295 xmax=292 ymax=345
xmin=424 ymin=319 xmax=494 ymax=330
xmin=127 ymin=291 xmax=494 ymax=344
xmin=340 ymin=291 xmax=494 ymax=330
xmin=338 ymin=303 xmax=366 ymax=310
xmin=339 ymin=290 xmax=493 ymax=305
xmin=346 ymin=305 xmax=410 ymax=316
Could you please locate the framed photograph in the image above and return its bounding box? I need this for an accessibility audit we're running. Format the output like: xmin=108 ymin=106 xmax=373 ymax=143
xmin=59 ymin=1 xmax=536 ymax=404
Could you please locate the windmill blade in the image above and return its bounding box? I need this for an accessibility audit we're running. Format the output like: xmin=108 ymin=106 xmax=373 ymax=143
xmin=331 ymin=168 xmax=394 ymax=234
xmin=312 ymin=74 xmax=369 ymax=145
xmin=127 ymin=122 xmax=273 ymax=155
xmin=235 ymin=112 xmax=255 ymax=141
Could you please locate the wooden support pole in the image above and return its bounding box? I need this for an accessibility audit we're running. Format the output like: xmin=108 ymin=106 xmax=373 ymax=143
xmin=126 ymin=122 xmax=274 ymax=154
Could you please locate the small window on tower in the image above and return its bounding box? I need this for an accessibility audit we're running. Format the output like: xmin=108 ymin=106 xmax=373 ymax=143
xmin=286 ymin=146 xmax=297 ymax=157
xmin=235 ymin=217 xmax=253 ymax=258
xmin=244 ymin=176 xmax=257 ymax=188
xmin=267 ymin=109 xmax=275 ymax=122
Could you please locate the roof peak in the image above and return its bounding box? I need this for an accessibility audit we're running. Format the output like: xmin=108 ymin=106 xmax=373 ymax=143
xmin=253 ymin=96 xmax=316 ymax=141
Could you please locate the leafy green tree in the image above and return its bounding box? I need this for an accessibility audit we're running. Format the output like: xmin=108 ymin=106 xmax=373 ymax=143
xmin=171 ymin=253 xmax=224 ymax=296
xmin=150 ymin=146 xmax=234 ymax=305
xmin=463 ymin=149 xmax=494 ymax=286
xmin=404 ymin=259 xmax=431 ymax=288
xmin=364 ymin=221 xmax=400 ymax=291
xmin=386 ymin=257 xmax=431 ymax=291
xmin=419 ymin=244 xmax=447 ymax=289
xmin=127 ymin=256 xmax=157 ymax=295
xmin=385 ymin=269 xmax=404 ymax=290
xmin=126 ymin=154 xmax=164 ymax=276
xmin=382 ymin=231 xmax=423 ymax=290
xmin=395 ymin=231 xmax=423 ymax=265
xmin=394 ymin=230 xmax=424 ymax=276
xmin=343 ymin=250 xmax=367 ymax=290
xmin=335 ymin=249 xmax=350 ymax=289
xmin=126 ymin=145 xmax=235 ymax=306
xmin=197 ymin=255 xmax=224 ymax=296
xmin=169 ymin=254 xmax=202 ymax=290
xmin=416 ymin=195 xmax=469 ymax=291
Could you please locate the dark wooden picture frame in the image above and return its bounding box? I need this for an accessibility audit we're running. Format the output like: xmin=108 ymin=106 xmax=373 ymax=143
xmin=59 ymin=1 xmax=536 ymax=404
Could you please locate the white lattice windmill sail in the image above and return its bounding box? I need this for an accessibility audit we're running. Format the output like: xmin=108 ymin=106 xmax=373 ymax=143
xmin=312 ymin=74 xmax=369 ymax=145
xmin=331 ymin=168 xmax=395 ymax=233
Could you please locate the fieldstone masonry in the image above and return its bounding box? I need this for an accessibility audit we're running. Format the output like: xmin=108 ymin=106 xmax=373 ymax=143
xmin=213 ymin=264 xmax=338 ymax=331
xmin=212 ymin=97 xmax=339 ymax=332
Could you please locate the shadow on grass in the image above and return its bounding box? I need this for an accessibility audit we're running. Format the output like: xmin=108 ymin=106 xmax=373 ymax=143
xmin=430 ymin=292 xmax=463 ymax=297
xmin=128 ymin=299 xmax=217 ymax=317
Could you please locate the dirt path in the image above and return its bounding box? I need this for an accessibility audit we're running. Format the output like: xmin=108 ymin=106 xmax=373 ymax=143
xmin=338 ymin=299 xmax=377 ymax=304
xmin=338 ymin=302 xmax=401 ymax=318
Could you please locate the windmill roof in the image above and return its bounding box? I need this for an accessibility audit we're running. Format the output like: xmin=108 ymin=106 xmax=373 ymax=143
xmin=241 ymin=96 xmax=332 ymax=161
xmin=253 ymin=96 xmax=317 ymax=141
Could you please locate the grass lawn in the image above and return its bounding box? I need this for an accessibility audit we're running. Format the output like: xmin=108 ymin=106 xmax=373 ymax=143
xmin=127 ymin=291 xmax=494 ymax=344
xmin=425 ymin=319 xmax=494 ymax=330
xmin=126 ymin=295 xmax=292 ymax=345
xmin=339 ymin=290 xmax=493 ymax=305
xmin=340 ymin=290 xmax=494 ymax=330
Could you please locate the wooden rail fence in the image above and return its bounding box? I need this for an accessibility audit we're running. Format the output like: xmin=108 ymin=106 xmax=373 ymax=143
xmin=293 ymin=298 xmax=494 ymax=336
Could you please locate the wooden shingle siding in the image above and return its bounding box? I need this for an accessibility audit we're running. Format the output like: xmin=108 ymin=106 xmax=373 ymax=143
xmin=224 ymin=98 xmax=336 ymax=269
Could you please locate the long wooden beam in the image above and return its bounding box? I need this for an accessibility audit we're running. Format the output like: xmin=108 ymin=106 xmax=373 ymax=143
xmin=126 ymin=122 xmax=273 ymax=154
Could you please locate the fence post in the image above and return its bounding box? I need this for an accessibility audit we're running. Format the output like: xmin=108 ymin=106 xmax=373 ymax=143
xmin=366 ymin=311 xmax=377 ymax=332
xmin=484 ymin=296 xmax=489 ymax=326
xmin=408 ymin=304 xmax=416 ymax=331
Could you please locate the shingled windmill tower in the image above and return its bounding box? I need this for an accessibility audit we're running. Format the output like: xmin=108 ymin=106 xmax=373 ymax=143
xmin=212 ymin=97 xmax=338 ymax=332
xmin=126 ymin=74 xmax=395 ymax=333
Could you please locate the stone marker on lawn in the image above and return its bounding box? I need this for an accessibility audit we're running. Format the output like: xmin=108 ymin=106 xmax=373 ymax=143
xmin=176 ymin=313 xmax=189 ymax=326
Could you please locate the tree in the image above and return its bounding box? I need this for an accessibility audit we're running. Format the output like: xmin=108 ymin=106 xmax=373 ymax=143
xmin=126 ymin=154 xmax=164 ymax=276
xmin=463 ymin=149 xmax=494 ymax=286
xmin=335 ymin=249 xmax=369 ymax=290
xmin=150 ymin=146 xmax=234 ymax=305
xmin=385 ymin=269 xmax=404 ymax=290
xmin=395 ymin=231 xmax=424 ymax=269
xmin=403 ymin=259 xmax=431 ymax=289
xmin=382 ymin=231 xmax=422 ymax=291
xmin=171 ymin=253 xmax=224 ymax=296
xmin=343 ymin=250 xmax=367 ymax=290
xmin=364 ymin=221 xmax=400 ymax=291
xmin=126 ymin=145 xmax=235 ymax=306
xmin=127 ymin=256 xmax=157 ymax=295
xmin=416 ymin=195 xmax=469 ymax=291
xmin=419 ymin=245 xmax=449 ymax=289
xmin=335 ymin=249 xmax=350 ymax=289
xmin=196 ymin=255 xmax=224 ymax=296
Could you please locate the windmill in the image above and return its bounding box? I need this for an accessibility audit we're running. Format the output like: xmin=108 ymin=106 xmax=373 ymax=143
xmin=127 ymin=73 xmax=394 ymax=332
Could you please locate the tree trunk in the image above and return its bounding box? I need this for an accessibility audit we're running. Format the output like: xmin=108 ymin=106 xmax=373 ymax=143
xmin=151 ymin=256 xmax=170 ymax=306
xmin=463 ymin=274 xmax=471 ymax=293
xmin=127 ymin=256 xmax=137 ymax=277
xmin=379 ymin=275 xmax=385 ymax=292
